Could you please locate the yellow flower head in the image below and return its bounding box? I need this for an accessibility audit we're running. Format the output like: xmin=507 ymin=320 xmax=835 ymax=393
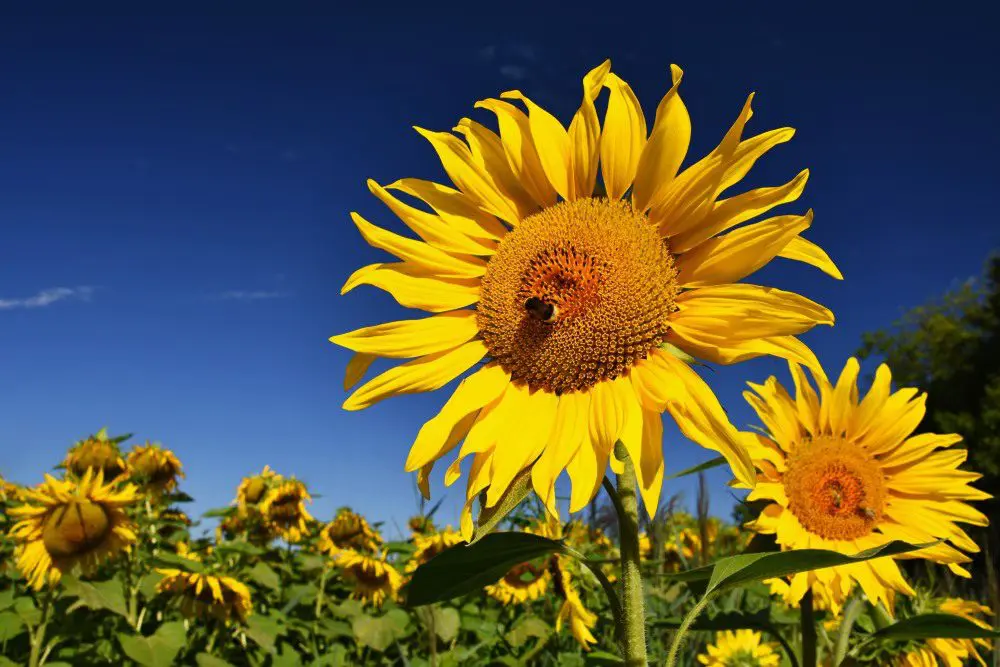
xmin=744 ymin=358 xmax=990 ymax=611
xmin=64 ymin=430 xmax=127 ymax=480
xmin=8 ymin=469 xmax=138 ymax=589
xmin=697 ymin=630 xmax=781 ymax=666
xmin=127 ymin=442 xmax=184 ymax=495
xmin=235 ymin=465 xmax=280 ymax=510
xmin=157 ymin=508 xmax=191 ymax=539
xmin=406 ymin=527 xmax=463 ymax=574
xmin=485 ymin=561 xmax=550 ymax=605
xmin=1 ymin=476 xmax=22 ymax=503
xmin=907 ymin=597 xmax=992 ymax=667
xmin=338 ymin=550 xmax=403 ymax=607
xmin=333 ymin=61 xmax=841 ymax=538
xmin=156 ymin=569 xmax=252 ymax=624
xmin=550 ymin=551 xmax=598 ymax=650
xmin=318 ymin=508 xmax=383 ymax=556
xmin=408 ymin=514 xmax=436 ymax=535
xmin=259 ymin=478 xmax=313 ymax=543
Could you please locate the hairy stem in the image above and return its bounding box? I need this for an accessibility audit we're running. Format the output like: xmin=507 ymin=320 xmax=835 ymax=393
xmin=664 ymin=594 xmax=712 ymax=667
xmin=614 ymin=441 xmax=647 ymax=666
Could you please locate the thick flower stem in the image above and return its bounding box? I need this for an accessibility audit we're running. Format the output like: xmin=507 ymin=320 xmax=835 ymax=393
xmin=28 ymin=586 xmax=55 ymax=667
xmin=801 ymin=589 xmax=817 ymax=667
xmin=614 ymin=441 xmax=648 ymax=667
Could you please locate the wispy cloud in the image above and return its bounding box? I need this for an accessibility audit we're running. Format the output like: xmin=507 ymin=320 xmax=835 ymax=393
xmin=212 ymin=290 xmax=291 ymax=302
xmin=0 ymin=287 xmax=94 ymax=310
xmin=499 ymin=65 xmax=527 ymax=81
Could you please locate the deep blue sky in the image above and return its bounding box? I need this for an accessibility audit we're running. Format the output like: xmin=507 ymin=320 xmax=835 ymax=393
xmin=1 ymin=4 xmax=997 ymax=538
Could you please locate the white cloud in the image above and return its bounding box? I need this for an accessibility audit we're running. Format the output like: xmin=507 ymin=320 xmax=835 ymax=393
xmin=0 ymin=287 xmax=94 ymax=310
xmin=499 ymin=65 xmax=527 ymax=80
xmin=213 ymin=290 xmax=291 ymax=302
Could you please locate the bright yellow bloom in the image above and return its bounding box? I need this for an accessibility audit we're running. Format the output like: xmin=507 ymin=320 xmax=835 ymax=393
xmin=697 ymin=630 xmax=781 ymax=666
xmin=744 ymin=358 xmax=990 ymax=611
xmin=8 ymin=469 xmax=138 ymax=589
xmin=338 ymin=550 xmax=403 ymax=607
xmin=556 ymin=570 xmax=599 ymax=650
xmin=485 ymin=561 xmax=550 ymax=605
xmin=406 ymin=527 xmax=463 ymax=574
xmin=127 ymin=442 xmax=184 ymax=495
xmin=893 ymin=648 xmax=939 ymax=667
xmin=156 ymin=569 xmax=252 ymax=623
xmin=259 ymin=478 xmax=313 ymax=543
xmin=63 ymin=429 xmax=127 ymax=480
xmin=0 ymin=475 xmax=22 ymax=503
xmin=332 ymin=61 xmax=840 ymax=537
xmin=175 ymin=541 xmax=203 ymax=563
xmin=318 ymin=508 xmax=383 ymax=557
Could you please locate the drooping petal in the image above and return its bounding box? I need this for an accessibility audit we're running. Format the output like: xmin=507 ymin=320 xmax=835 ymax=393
xmin=485 ymin=385 xmax=558 ymax=507
xmin=474 ymin=99 xmax=558 ymax=207
xmin=669 ymin=331 xmax=825 ymax=378
xmin=342 ymin=262 xmax=480 ymax=313
xmin=567 ymin=60 xmax=611 ymax=200
xmin=531 ymin=392 xmax=589 ymax=517
xmin=777 ymin=235 xmax=843 ymax=280
xmin=331 ymin=310 xmax=480 ymax=358
xmin=566 ymin=433 xmax=609 ymax=514
xmin=350 ymin=212 xmax=487 ymax=278
xmin=600 ymin=73 xmax=647 ymax=200
xmin=632 ymin=65 xmax=689 ymax=213
xmin=344 ymin=352 xmax=377 ymax=391
xmin=637 ymin=404 xmax=666 ymax=515
xmin=343 ymin=340 xmax=488 ymax=411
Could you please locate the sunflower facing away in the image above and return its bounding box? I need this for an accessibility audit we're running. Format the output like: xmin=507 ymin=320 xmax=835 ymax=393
xmin=64 ymin=429 xmax=128 ymax=481
xmin=156 ymin=569 xmax=252 ymax=624
xmin=697 ymin=630 xmax=781 ymax=667
xmin=235 ymin=465 xmax=280 ymax=511
xmin=8 ymin=469 xmax=138 ymax=589
xmin=743 ymin=358 xmax=990 ymax=611
xmin=405 ymin=526 xmax=463 ymax=573
xmin=127 ymin=442 xmax=185 ymax=495
xmin=258 ymin=478 xmax=314 ymax=543
xmin=318 ymin=507 xmax=384 ymax=557
xmin=338 ymin=550 xmax=403 ymax=607
xmin=332 ymin=60 xmax=840 ymax=536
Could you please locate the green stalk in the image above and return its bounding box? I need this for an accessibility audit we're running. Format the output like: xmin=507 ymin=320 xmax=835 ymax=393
xmin=613 ymin=441 xmax=648 ymax=666
xmin=28 ymin=586 xmax=55 ymax=667
xmin=664 ymin=595 xmax=712 ymax=667
xmin=832 ymin=596 xmax=863 ymax=666
xmin=801 ymin=589 xmax=817 ymax=667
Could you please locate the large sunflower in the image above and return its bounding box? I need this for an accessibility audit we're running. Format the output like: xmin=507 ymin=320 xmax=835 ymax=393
xmin=485 ymin=561 xmax=550 ymax=606
xmin=744 ymin=358 xmax=990 ymax=611
xmin=405 ymin=526 xmax=463 ymax=574
xmin=338 ymin=550 xmax=403 ymax=607
xmin=333 ymin=61 xmax=839 ymax=536
xmin=127 ymin=442 xmax=184 ymax=495
xmin=318 ymin=507 xmax=383 ymax=557
xmin=258 ymin=478 xmax=313 ymax=543
xmin=8 ymin=470 xmax=138 ymax=590
xmin=64 ymin=429 xmax=128 ymax=480
xmin=697 ymin=630 xmax=781 ymax=667
xmin=156 ymin=569 xmax=252 ymax=624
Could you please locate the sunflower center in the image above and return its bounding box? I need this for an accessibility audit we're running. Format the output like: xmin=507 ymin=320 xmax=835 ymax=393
xmin=42 ymin=499 xmax=113 ymax=557
xmin=478 ymin=198 xmax=679 ymax=394
xmin=503 ymin=562 xmax=547 ymax=588
xmin=351 ymin=564 xmax=389 ymax=589
xmin=783 ymin=437 xmax=886 ymax=540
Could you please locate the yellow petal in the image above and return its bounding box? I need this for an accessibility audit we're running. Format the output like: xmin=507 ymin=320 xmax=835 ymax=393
xmin=566 ymin=433 xmax=609 ymax=513
xmin=669 ymin=333 xmax=825 ymax=378
xmin=851 ymin=363 xmax=893 ymax=441
xmin=637 ymin=406 xmax=665 ymax=515
xmin=588 ymin=377 xmax=630 ymax=457
xmin=414 ymin=126 xmax=522 ymax=224
xmin=330 ymin=310 xmax=480 ymax=358
xmin=672 ymin=284 xmax=834 ymax=340
xmin=367 ymin=180 xmax=497 ymax=255
xmin=600 ymin=73 xmax=647 ymax=200
xmin=500 ymin=90 xmax=572 ymax=200
xmin=386 ymin=178 xmax=508 ymax=241
xmin=343 ymin=340 xmax=488 ymax=411
xmin=567 ymin=60 xmax=611 ymax=200
xmin=342 ymin=262 xmax=480 ymax=313
xmin=675 ymin=211 xmax=813 ymax=287
xmin=344 ymin=352 xmax=377 ymax=391
xmin=632 ymin=65 xmax=689 ymax=213
xmin=828 ymin=358 xmax=861 ymax=436
xmin=405 ymin=363 xmax=510 ymax=471
xmin=788 ymin=362 xmax=822 ymax=435
xmin=531 ymin=392 xmax=589 ymax=517
xmin=474 ymin=99 xmax=557 ymax=207
xmin=862 ymin=392 xmax=927 ymax=455
xmin=453 ymin=118 xmax=539 ymax=221
xmin=485 ymin=386 xmax=558 ymax=507
xmin=880 ymin=433 xmax=963 ymax=469
xmin=351 ymin=212 xmax=487 ymax=278
xmin=777 ymin=234 xmax=843 ymax=280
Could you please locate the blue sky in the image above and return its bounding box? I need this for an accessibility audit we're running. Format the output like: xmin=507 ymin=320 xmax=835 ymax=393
xmin=1 ymin=5 xmax=998 ymax=538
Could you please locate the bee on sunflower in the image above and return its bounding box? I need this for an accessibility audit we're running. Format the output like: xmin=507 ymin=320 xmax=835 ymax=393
xmin=63 ymin=428 xmax=128 ymax=481
xmin=332 ymin=59 xmax=840 ymax=536
xmin=318 ymin=507 xmax=383 ymax=557
xmin=337 ymin=550 xmax=403 ymax=607
xmin=7 ymin=469 xmax=138 ymax=590
xmin=126 ymin=442 xmax=184 ymax=496
xmin=742 ymin=358 xmax=990 ymax=612
xmin=696 ymin=630 xmax=781 ymax=666
xmin=258 ymin=477 xmax=313 ymax=543
xmin=156 ymin=569 xmax=252 ymax=624
xmin=405 ymin=526 xmax=463 ymax=574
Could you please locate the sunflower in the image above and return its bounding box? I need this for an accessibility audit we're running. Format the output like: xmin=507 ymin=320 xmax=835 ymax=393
xmin=156 ymin=569 xmax=252 ymax=623
xmin=406 ymin=526 xmax=463 ymax=573
xmin=235 ymin=465 xmax=280 ymax=510
xmin=890 ymin=597 xmax=992 ymax=667
xmin=485 ymin=561 xmax=550 ymax=605
xmin=556 ymin=570 xmax=599 ymax=650
xmin=8 ymin=469 xmax=138 ymax=590
xmin=318 ymin=508 xmax=383 ymax=557
xmin=338 ymin=550 xmax=403 ymax=607
xmin=697 ymin=630 xmax=781 ymax=666
xmin=258 ymin=478 xmax=313 ymax=543
xmin=127 ymin=442 xmax=184 ymax=495
xmin=743 ymin=358 xmax=990 ymax=611
xmin=408 ymin=514 xmax=436 ymax=535
xmin=64 ymin=429 xmax=127 ymax=480
xmin=157 ymin=508 xmax=191 ymax=540
xmin=332 ymin=61 xmax=839 ymax=536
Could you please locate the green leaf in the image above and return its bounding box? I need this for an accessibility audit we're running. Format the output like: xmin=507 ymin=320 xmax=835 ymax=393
xmin=215 ymin=540 xmax=264 ymax=556
xmin=248 ymin=562 xmax=281 ymax=590
xmin=470 ymin=467 xmax=532 ymax=544
xmin=352 ymin=610 xmax=411 ymax=652
xmin=666 ymin=540 xmax=936 ymax=596
xmin=505 ymin=615 xmax=550 ymax=649
xmin=0 ymin=588 xmax=14 ymax=612
xmin=0 ymin=611 xmax=26 ymax=642
xmin=430 ymin=607 xmax=461 ymax=643
xmin=584 ymin=650 xmax=625 ymax=665
xmin=245 ymin=613 xmax=285 ymax=653
xmin=650 ymin=609 xmax=775 ymax=630
xmin=13 ymin=596 xmax=40 ymax=626
xmin=138 ymin=572 xmax=164 ymax=600
xmin=317 ymin=618 xmax=353 ymax=640
xmin=868 ymin=613 xmax=1000 ymax=640
xmin=163 ymin=491 xmax=195 ymax=503
xmin=384 ymin=541 xmax=417 ymax=556
xmin=117 ymin=621 xmax=186 ymax=667
xmin=295 ymin=552 xmax=327 ymax=572
xmin=407 ymin=532 xmax=563 ymax=605
xmin=62 ymin=575 xmax=130 ymax=619
xmin=664 ymin=456 xmax=726 ymax=481
xmin=330 ymin=598 xmax=365 ymax=619
xmin=0 ymin=656 xmax=20 ymax=667
xmin=201 ymin=506 xmax=235 ymax=518
xmin=152 ymin=550 xmax=206 ymax=573
xmin=195 ymin=654 xmax=235 ymax=667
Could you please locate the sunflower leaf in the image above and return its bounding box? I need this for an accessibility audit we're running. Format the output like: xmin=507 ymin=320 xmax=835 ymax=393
xmin=663 ymin=456 xmax=727 ymax=481
xmin=406 ymin=532 xmax=562 ymax=606
xmin=117 ymin=622 xmax=186 ymax=667
xmin=470 ymin=467 xmax=533 ymax=545
xmin=248 ymin=562 xmax=281 ymax=591
xmin=867 ymin=613 xmax=1000 ymax=640
xmin=61 ymin=575 xmax=130 ymax=619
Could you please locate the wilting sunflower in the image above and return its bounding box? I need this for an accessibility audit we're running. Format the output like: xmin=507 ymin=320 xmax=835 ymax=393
xmin=156 ymin=569 xmax=252 ymax=623
xmin=744 ymin=358 xmax=990 ymax=611
xmin=338 ymin=550 xmax=403 ymax=607
xmin=406 ymin=526 xmax=463 ymax=573
xmin=8 ymin=470 xmax=137 ymax=589
xmin=332 ymin=60 xmax=840 ymax=536
xmin=556 ymin=571 xmax=599 ymax=650
xmin=318 ymin=508 xmax=383 ymax=557
xmin=235 ymin=465 xmax=280 ymax=510
xmin=64 ymin=429 xmax=127 ymax=480
xmin=127 ymin=442 xmax=184 ymax=495
xmin=697 ymin=630 xmax=781 ymax=666
xmin=157 ymin=507 xmax=191 ymax=540
xmin=259 ymin=478 xmax=313 ymax=543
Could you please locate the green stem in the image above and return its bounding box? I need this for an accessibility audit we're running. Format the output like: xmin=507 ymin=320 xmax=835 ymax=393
xmin=801 ymin=589 xmax=817 ymax=667
xmin=833 ymin=596 xmax=863 ymax=666
xmin=28 ymin=586 xmax=55 ymax=667
xmin=315 ymin=566 xmax=329 ymax=618
xmin=613 ymin=441 xmax=647 ymax=667
xmin=664 ymin=594 xmax=712 ymax=667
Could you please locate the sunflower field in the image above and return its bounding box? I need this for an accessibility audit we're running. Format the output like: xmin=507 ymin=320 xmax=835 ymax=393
xmin=4 ymin=57 xmax=999 ymax=667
